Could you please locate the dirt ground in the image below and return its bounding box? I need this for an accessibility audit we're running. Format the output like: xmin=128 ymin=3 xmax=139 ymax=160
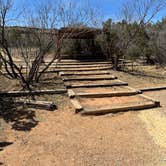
xmin=0 ymin=92 xmax=166 ymax=166
xmin=0 ymin=73 xmax=65 ymax=91
xmin=112 ymin=65 xmax=166 ymax=89
xmin=0 ymin=65 xmax=166 ymax=166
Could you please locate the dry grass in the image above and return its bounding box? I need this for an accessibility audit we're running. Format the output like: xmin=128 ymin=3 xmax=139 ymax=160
xmin=112 ymin=65 xmax=166 ymax=89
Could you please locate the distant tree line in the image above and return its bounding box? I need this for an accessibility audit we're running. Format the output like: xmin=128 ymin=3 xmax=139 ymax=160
xmin=96 ymin=17 xmax=166 ymax=69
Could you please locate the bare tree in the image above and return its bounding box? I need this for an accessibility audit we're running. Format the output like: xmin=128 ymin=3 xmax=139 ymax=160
xmin=0 ymin=0 xmax=31 ymax=89
xmin=102 ymin=0 xmax=166 ymax=70
xmin=0 ymin=0 xmax=99 ymax=90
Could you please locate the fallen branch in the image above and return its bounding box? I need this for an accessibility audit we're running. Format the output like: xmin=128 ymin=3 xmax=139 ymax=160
xmin=15 ymin=99 xmax=57 ymax=111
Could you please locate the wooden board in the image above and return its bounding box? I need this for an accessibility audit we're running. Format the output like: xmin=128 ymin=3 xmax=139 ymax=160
xmin=59 ymin=71 xmax=112 ymax=76
xmin=49 ymin=66 xmax=113 ymax=72
xmin=48 ymin=64 xmax=112 ymax=68
xmin=68 ymin=86 xmax=140 ymax=98
xmin=70 ymin=95 xmax=159 ymax=115
xmin=81 ymin=101 xmax=158 ymax=115
xmin=62 ymin=75 xmax=117 ymax=81
xmin=65 ymin=80 xmax=128 ymax=88
xmin=0 ymin=89 xmax=67 ymax=97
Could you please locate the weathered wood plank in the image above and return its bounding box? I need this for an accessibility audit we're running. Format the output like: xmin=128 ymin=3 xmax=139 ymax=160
xmin=50 ymin=66 xmax=113 ymax=72
xmin=70 ymin=99 xmax=83 ymax=113
xmin=74 ymin=91 xmax=139 ymax=98
xmin=65 ymin=80 xmax=128 ymax=88
xmin=15 ymin=99 xmax=57 ymax=111
xmin=0 ymin=89 xmax=67 ymax=97
xmin=67 ymin=89 xmax=75 ymax=98
xmin=140 ymin=86 xmax=166 ymax=92
xmin=62 ymin=75 xmax=117 ymax=81
xmin=81 ymin=101 xmax=158 ymax=115
xmin=59 ymin=71 xmax=112 ymax=76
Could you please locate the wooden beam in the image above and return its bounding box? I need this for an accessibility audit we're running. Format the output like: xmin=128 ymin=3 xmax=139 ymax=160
xmin=62 ymin=75 xmax=117 ymax=81
xmin=15 ymin=99 xmax=57 ymax=111
xmin=81 ymin=101 xmax=158 ymax=116
xmin=70 ymin=99 xmax=83 ymax=113
xmin=0 ymin=89 xmax=67 ymax=97
xmin=65 ymin=81 xmax=128 ymax=88
xmin=140 ymin=86 xmax=166 ymax=92
xmin=74 ymin=91 xmax=139 ymax=98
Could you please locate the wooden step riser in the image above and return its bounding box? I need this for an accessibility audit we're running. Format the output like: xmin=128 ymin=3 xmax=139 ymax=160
xmin=81 ymin=102 xmax=159 ymax=116
xmin=65 ymin=82 xmax=128 ymax=88
xmin=56 ymin=68 xmax=112 ymax=72
xmin=62 ymin=77 xmax=117 ymax=81
xmin=59 ymin=72 xmax=112 ymax=76
xmin=48 ymin=64 xmax=112 ymax=68
xmin=44 ymin=62 xmax=112 ymax=65
xmin=72 ymin=91 xmax=139 ymax=98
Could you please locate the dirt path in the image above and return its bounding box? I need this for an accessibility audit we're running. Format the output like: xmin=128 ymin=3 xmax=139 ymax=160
xmin=1 ymin=61 xmax=166 ymax=166
xmin=138 ymin=91 xmax=166 ymax=149
xmin=0 ymin=92 xmax=166 ymax=166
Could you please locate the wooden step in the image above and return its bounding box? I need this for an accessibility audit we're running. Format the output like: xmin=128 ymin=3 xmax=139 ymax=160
xmin=71 ymin=94 xmax=160 ymax=115
xmin=81 ymin=101 xmax=158 ymax=115
xmin=55 ymin=62 xmax=112 ymax=65
xmin=62 ymin=75 xmax=117 ymax=81
xmin=65 ymin=80 xmax=128 ymax=88
xmin=59 ymin=71 xmax=112 ymax=76
xmin=49 ymin=66 xmax=113 ymax=72
xmin=48 ymin=64 xmax=112 ymax=68
xmin=68 ymin=87 xmax=140 ymax=98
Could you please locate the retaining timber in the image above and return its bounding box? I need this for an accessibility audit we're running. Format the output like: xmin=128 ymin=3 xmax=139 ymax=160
xmin=0 ymin=89 xmax=67 ymax=97
xmin=15 ymin=99 xmax=57 ymax=111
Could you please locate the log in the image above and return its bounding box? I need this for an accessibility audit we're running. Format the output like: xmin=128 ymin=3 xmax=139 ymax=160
xmin=65 ymin=81 xmax=128 ymax=88
xmin=62 ymin=75 xmax=117 ymax=81
xmin=0 ymin=89 xmax=67 ymax=97
xmin=59 ymin=71 xmax=112 ymax=76
xmin=15 ymin=99 xmax=57 ymax=111
xmin=140 ymin=86 xmax=166 ymax=92
xmin=74 ymin=91 xmax=139 ymax=98
xmin=81 ymin=101 xmax=158 ymax=116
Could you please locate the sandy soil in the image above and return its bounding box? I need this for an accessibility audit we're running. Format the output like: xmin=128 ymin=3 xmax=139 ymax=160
xmin=139 ymin=91 xmax=166 ymax=149
xmin=0 ymin=65 xmax=166 ymax=166
xmin=79 ymin=95 xmax=148 ymax=108
xmin=72 ymin=86 xmax=130 ymax=94
xmin=0 ymin=91 xmax=166 ymax=166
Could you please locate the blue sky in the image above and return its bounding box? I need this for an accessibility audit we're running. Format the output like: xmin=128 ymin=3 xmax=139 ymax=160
xmin=13 ymin=0 xmax=166 ymax=23
xmin=93 ymin=0 xmax=166 ymax=22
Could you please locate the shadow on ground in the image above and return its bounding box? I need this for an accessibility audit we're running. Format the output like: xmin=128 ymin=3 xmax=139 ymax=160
xmin=0 ymin=97 xmax=38 ymax=131
xmin=0 ymin=142 xmax=13 ymax=151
